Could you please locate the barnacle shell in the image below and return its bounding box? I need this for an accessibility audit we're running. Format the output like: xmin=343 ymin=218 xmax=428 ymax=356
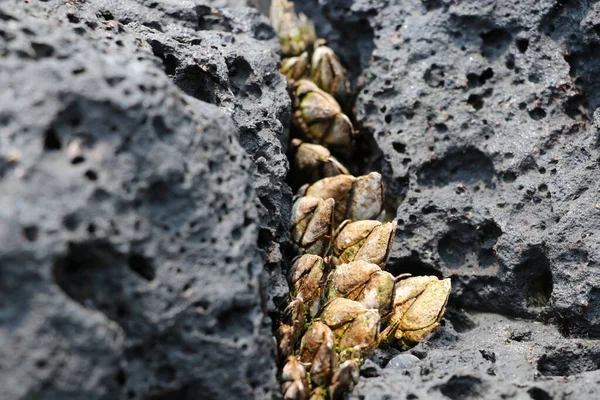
xmin=304 ymin=172 xmax=384 ymax=226
xmin=326 ymin=260 xmax=395 ymax=316
xmin=379 ymin=276 xmax=451 ymax=348
xmin=332 ymin=219 xmax=397 ymax=267
xmin=292 ymin=79 xmax=355 ymax=155
xmin=291 ymin=196 xmax=335 ymax=256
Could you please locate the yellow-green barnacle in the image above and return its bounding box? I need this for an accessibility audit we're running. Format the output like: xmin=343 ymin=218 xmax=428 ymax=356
xmin=329 ymin=359 xmax=360 ymax=400
xmin=292 ymin=79 xmax=355 ymax=155
xmin=281 ymin=355 xmax=310 ymax=400
xmin=378 ymin=275 xmax=451 ymax=349
xmin=276 ymin=323 xmax=295 ymax=363
xmin=308 ymin=387 xmax=327 ymax=400
xmin=311 ymin=40 xmax=352 ymax=106
xmin=332 ymin=219 xmax=397 ymax=268
xmin=282 ymin=297 xmax=308 ymax=344
xmin=291 ymin=196 xmax=335 ymax=256
xmin=281 ymin=52 xmax=310 ymax=83
xmin=299 ymin=321 xmax=337 ymax=387
xmin=321 ymin=298 xmax=380 ymax=358
xmin=304 ymin=172 xmax=384 ymax=226
xmin=297 ymin=13 xmax=317 ymax=50
xmin=289 ymin=139 xmax=349 ymax=187
xmin=325 ymin=260 xmax=395 ymax=316
xmin=289 ymin=254 xmax=327 ymax=317
xmin=270 ymin=0 xmax=316 ymax=56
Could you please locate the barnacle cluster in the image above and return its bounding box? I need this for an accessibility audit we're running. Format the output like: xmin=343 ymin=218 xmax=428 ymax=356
xmin=270 ymin=1 xmax=452 ymax=398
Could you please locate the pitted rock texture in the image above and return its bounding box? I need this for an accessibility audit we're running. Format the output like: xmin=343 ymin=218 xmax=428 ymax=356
xmin=298 ymin=0 xmax=600 ymax=397
xmin=98 ymin=0 xmax=293 ymax=265
xmin=352 ymin=312 xmax=600 ymax=400
xmin=0 ymin=1 xmax=285 ymax=399
xmin=308 ymin=0 xmax=600 ymax=333
xmin=33 ymin=0 xmax=293 ymax=266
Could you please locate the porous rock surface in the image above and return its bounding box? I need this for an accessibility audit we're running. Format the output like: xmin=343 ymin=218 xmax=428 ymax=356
xmin=301 ymin=0 xmax=600 ymax=398
xmin=352 ymin=311 xmax=600 ymax=399
xmin=0 ymin=1 xmax=290 ymax=399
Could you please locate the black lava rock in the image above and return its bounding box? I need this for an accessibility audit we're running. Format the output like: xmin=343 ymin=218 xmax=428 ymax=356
xmin=0 ymin=1 xmax=291 ymax=399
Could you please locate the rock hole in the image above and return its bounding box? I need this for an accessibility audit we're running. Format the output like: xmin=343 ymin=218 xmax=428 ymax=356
xmin=22 ymin=225 xmax=38 ymax=242
xmin=127 ymin=253 xmax=156 ymax=281
xmin=538 ymin=347 xmax=600 ymax=376
xmin=392 ymin=142 xmax=406 ymax=153
xmin=71 ymin=155 xmax=85 ymax=164
xmin=52 ymin=241 xmax=134 ymax=323
xmin=84 ymin=169 xmax=98 ymax=181
xmin=514 ymin=246 xmax=553 ymax=308
xmin=505 ymin=54 xmax=515 ymax=69
xmin=501 ymin=170 xmax=517 ymax=183
xmin=227 ymin=56 xmax=253 ymax=94
xmin=434 ymin=123 xmax=448 ymax=133
xmin=481 ymin=28 xmax=511 ymax=60
xmin=31 ymin=42 xmax=55 ymax=58
xmin=116 ymin=368 xmax=127 ymax=386
xmin=152 ymin=115 xmax=172 ymax=138
xmin=44 ymin=128 xmax=62 ymax=150
xmin=96 ymin=10 xmax=114 ymax=20
xmin=62 ymin=213 xmax=80 ymax=231
xmin=437 ymin=375 xmax=487 ymax=399
xmin=424 ymin=64 xmax=445 ymax=87
xmin=176 ymin=65 xmax=217 ymax=104
xmin=438 ymin=223 xmax=479 ymax=269
xmin=66 ymin=13 xmax=80 ymax=23
xmin=479 ymin=68 xmax=494 ymax=84
xmin=529 ymin=107 xmax=546 ymax=120
xmin=388 ymin=252 xmax=443 ymax=279
xmin=444 ymin=309 xmax=477 ymax=333
xmin=417 ymin=147 xmax=494 ymax=187
xmin=516 ymin=38 xmax=529 ymax=53
xmin=196 ymin=5 xmax=230 ymax=32
xmin=527 ymin=387 xmax=552 ymax=400
xmin=148 ymin=40 xmax=179 ymax=76
xmin=467 ymin=94 xmax=484 ymax=110
xmin=564 ymin=94 xmax=588 ymax=121
xmin=253 ymin=21 xmax=276 ymax=41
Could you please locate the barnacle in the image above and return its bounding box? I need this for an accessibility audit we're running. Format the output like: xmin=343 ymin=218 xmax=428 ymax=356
xmin=292 ymin=79 xmax=355 ymax=155
xmin=281 ymin=355 xmax=310 ymax=400
xmin=329 ymin=359 xmax=359 ymax=400
xmin=289 ymin=254 xmax=327 ymax=317
xmin=378 ymin=276 xmax=452 ymax=349
xmin=271 ymin=8 xmax=453 ymax=400
xmin=325 ymin=260 xmax=395 ymax=316
xmin=270 ymin=0 xmax=316 ymax=56
xmin=289 ymin=139 xmax=349 ymax=187
xmin=310 ymin=40 xmax=352 ymax=107
xmin=281 ymin=52 xmax=310 ymax=83
xmin=291 ymin=196 xmax=334 ymax=256
xmin=332 ymin=219 xmax=397 ymax=268
xmin=299 ymin=321 xmax=336 ymax=387
xmin=303 ymin=172 xmax=384 ymax=226
xmin=321 ymin=298 xmax=380 ymax=359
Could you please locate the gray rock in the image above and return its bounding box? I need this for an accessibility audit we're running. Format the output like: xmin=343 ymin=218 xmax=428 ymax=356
xmin=352 ymin=0 xmax=600 ymax=329
xmin=0 ymin=1 xmax=285 ymax=399
xmin=298 ymin=0 xmax=600 ymax=398
xmin=351 ymin=312 xmax=600 ymax=400
xmin=91 ymin=0 xmax=293 ymax=267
